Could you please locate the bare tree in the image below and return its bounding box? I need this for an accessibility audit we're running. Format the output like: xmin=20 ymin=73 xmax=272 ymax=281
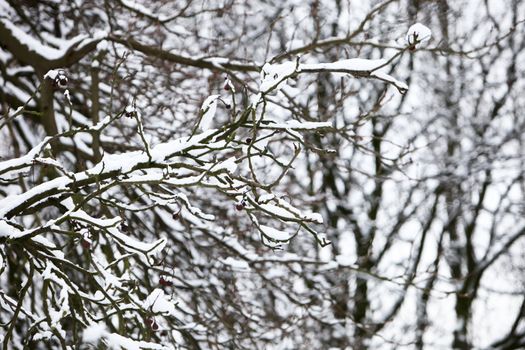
xmin=1 ymin=1 xmax=524 ymax=349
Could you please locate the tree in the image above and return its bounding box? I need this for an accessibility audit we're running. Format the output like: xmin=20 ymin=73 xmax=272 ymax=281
xmin=1 ymin=0 xmax=524 ymax=349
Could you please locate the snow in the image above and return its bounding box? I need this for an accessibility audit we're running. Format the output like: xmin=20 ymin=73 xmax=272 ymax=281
xmin=2 ymin=3 xmax=519 ymax=349
xmin=371 ymin=70 xmax=408 ymax=93
xmin=259 ymin=57 xmax=409 ymax=95
xmin=125 ymin=104 xmax=140 ymax=118
xmin=301 ymin=59 xmax=408 ymax=93
xmin=260 ymin=120 xmax=332 ymax=131
xmin=164 ymin=174 xmax=205 ymax=186
xmin=259 ymin=225 xmax=294 ymax=242
xmin=0 ymin=18 xmax=106 ymax=61
xmin=143 ymin=289 xmax=176 ymax=316
xmin=96 ymin=39 xmax=108 ymax=51
xmin=150 ymin=130 xmax=215 ymax=162
xmin=64 ymin=89 xmax=72 ymax=106
xmin=44 ymin=69 xmax=61 ymax=80
xmin=121 ymin=0 xmax=179 ymax=24
xmin=121 ymin=0 xmax=158 ymax=17
xmin=69 ymin=211 xmax=121 ymax=228
xmin=254 ymin=194 xmax=324 ymax=225
xmin=83 ymin=322 xmax=167 ymax=350
xmin=50 ymin=285 xmax=70 ymax=325
xmin=31 ymin=235 xmax=65 ymax=259
xmin=0 ymin=138 xmax=50 ymax=177
xmin=211 ymin=156 xmax=238 ymax=173
xmin=258 ymin=193 xmax=275 ymax=204
xmin=60 ymin=134 xmax=94 ymax=156
xmin=220 ymin=257 xmax=251 ymax=271
xmin=93 ymin=115 xmax=111 ymax=130
xmin=250 ymin=92 xmax=263 ymax=107
xmin=0 ymin=220 xmax=20 ymax=238
xmin=175 ymin=193 xmax=215 ymax=221
xmin=335 ymin=254 xmax=355 ymax=267
xmin=274 ymin=197 xmax=323 ymax=224
xmin=260 ymin=61 xmax=298 ymax=93
xmin=1 ymin=18 xmax=64 ymax=59
xmin=32 ymin=157 xmax=62 ymax=168
xmin=0 ymin=131 xmax=214 ymax=229
xmin=301 ymin=58 xmax=387 ymax=72
xmin=258 ymin=203 xmax=298 ymax=220
xmin=83 ymin=323 xmax=107 ymax=343
xmin=121 ymin=173 xmax=165 ymax=183
xmin=224 ymin=77 xmax=236 ymax=93
xmin=0 ymin=80 xmax=35 ymax=106
xmin=406 ymin=23 xmax=432 ymax=46
xmin=105 ymin=333 xmax=166 ymax=350
xmin=0 ymin=175 xmax=70 ymax=220
xmin=107 ymin=226 xmax=167 ymax=256
xmin=199 ymin=95 xmax=220 ymax=131
xmin=32 ymin=332 xmax=53 ymax=341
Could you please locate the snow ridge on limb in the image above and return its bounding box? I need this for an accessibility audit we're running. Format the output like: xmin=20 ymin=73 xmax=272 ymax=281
xmin=83 ymin=322 xmax=167 ymax=350
xmin=257 ymin=23 xmax=433 ymax=96
xmin=244 ymin=193 xmax=329 ymax=247
xmin=0 ymin=17 xmax=107 ymax=70
xmin=406 ymin=23 xmax=432 ymax=48
xmin=0 ymin=131 xmax=214 ymax=221
xmin=198 ymin=95 xmax=220 ymax=131
xmin=258 ymin=57 xmax=409 ymax=95
xmin=300 ymin=59 xmax=409 ymax=94
xmin=0 ymin=138 xmax=51 ymax=178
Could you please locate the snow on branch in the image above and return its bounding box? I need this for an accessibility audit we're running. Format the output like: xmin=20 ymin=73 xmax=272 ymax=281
xmin=198 ymin=95 xmax=220 ymax=131
xmin=0 ymin=138 xmax=51 ymax=178
xmin=83 ymin=322 xmax=167 ymax=350
xmin=0 ymin=131 xmax=214 ymax=221
xmin=258 ymin=56 xmax=409 ymax=96
xmin=405 ymin=23 xmax=432 ymax=48
xmin=0 ymin=17 xmax=106 ymax=69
